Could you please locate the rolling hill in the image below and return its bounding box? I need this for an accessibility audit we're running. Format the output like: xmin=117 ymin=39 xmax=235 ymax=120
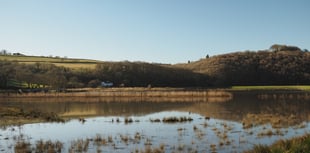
xmin=1 ymin=44 xmax=309 ymax=89
xmin=175 ymin=45 xmax=310 ymax=86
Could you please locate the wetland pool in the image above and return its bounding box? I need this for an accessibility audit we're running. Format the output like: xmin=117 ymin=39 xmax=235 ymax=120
xmin=0 ymin=91 xmax=310 ymax=153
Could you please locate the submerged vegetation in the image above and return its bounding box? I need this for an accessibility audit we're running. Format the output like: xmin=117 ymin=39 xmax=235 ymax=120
xmin=150 ymin=116 xmax=193 ymax=123
xmin=232 ymin=85 xmax=310 ymax=91
xmin=14 ymin=139 xmax=63 ymax=153
xmin=0 ymin=108 xmax=309 ymax=153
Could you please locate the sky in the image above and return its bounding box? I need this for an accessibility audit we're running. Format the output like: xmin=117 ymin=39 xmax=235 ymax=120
xmin=0 ymin=0 xmax=309 ymax=64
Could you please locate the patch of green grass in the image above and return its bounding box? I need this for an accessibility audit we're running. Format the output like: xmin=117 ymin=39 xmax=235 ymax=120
xmin=0 ymin=55 xmax=98 ymax=63
xmin=232 ymin=85 xmax=310 ymax=91
xmin=0 ymin=55 xmax=99 ymax=69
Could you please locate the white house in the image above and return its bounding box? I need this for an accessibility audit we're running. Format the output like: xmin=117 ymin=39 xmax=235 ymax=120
xmin=101 ymin=81 xmax=113 ymax=87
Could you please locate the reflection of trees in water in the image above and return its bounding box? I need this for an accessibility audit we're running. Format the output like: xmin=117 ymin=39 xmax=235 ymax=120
xmin=0 ymin=91 xmax=309 ymax=127
xmin=0 ymin=101 xmax=194 ymax=117
xmin=182 ymin=92 xmax=310 ymax=127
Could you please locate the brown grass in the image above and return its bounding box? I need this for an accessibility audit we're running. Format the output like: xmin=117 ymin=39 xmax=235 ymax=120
xmin=245 ymin=134 xmax=310 ymax=153
xmin=242 ymin=113 xmax=304 ymax=129
xmin=0 ymin=106 xmax=64 ymax=126
xmin=0 ymin=88 xmax=233 ymax=103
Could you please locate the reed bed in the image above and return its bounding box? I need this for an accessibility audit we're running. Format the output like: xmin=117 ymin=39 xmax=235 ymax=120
xmin=162 ymin=116 xmax=193 ymax=123
xmin=0 ymin=96 xmax=232 ymax=103
xmin=0 ymin=89 xmax=233 ymax=98
xmin=149 ymin=116 xmax=193 ymax=123
xmin=0 ymin=89 xmax=233 ymax=103
xmin=14 ymin=139 xmax=63 ymax=153
xmin=244 ymin=134 xmax=310 ymax=153
xmin=258 ymin=92 xmax=310 ymax=100
xmin=242 ymin=113 xmax=304 ymax=129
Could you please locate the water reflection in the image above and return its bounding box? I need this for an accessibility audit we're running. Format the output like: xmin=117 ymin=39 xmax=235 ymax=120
xmin=0 ymin=91 xmax=310 ymax=152
xmin=1 ymin=112 xmax=309 ymax=153
xmin=1 ymin=91 xmax=310 ymax=125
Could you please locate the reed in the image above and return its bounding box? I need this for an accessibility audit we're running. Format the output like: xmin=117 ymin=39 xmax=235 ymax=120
xmin=150 ymin=118 xmax=161 ymax=123
xmin=14 ymin=139 xmax=63 ymax=153
xmin=134 ymin=132 xmax=141 ymax=142
xmin=245 ymin=134 xmax=310 ymax=153
xmin=14 ymin=140 xmax=31 ymax=153
xmin=120 ymin=134 xmax=129 ymax=144
xmin=108 ymin=136 xmax=113 ymax=143
xmin=35 ymin=140 xmax=63 ymax=153
xmin=124 ymin=117 xmax=133 ymax=124
xmin=0 ymin=88 xmax=233 ymax=102
xmin=162 ymin=116 xmax=193 ymax=123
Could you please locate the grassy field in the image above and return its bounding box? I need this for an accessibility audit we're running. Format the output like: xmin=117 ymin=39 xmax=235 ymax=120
xmin=0 ymin=55 xmax=99 ymax=69
xmin=232 ymin=85 xmax=310 ymax=91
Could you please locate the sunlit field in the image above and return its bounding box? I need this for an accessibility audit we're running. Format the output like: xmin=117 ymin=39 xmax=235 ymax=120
xmin=232 ymin=85 xmax=310 ymax=91
xmin=0 ymin=55 xmax=98 ymax=69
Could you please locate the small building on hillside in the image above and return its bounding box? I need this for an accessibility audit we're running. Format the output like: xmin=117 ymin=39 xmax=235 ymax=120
xmin=101 ymin=81 xmax=113 ymax=87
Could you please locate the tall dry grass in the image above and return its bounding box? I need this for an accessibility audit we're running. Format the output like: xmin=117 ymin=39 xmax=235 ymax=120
xmin=0 ymin=88 xmax=233 ymax=103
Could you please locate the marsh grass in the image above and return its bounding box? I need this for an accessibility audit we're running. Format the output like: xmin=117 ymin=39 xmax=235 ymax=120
xmin=120 ymin=134 xmax=130 ymax=144
xmin=244 ymin=134 xmax=310 ymax=153
xmin=15 ymin=140 xmax=31 ymax=153
xmin=0 ymin=89 xmax=233 ymax=103
xmin=138 ymin=144 xmax=165 ymax=153
xmin=232 ymin=85 xmax=310 ymax=91
xmin=242 ymin=113 xmax=303 ymax=129
xmin=66 ymin=134 xmax=167 ymax=153
xmin=124 ymin=117 xmax=133 ymax=124
xmin=134 ymin=132 xmax=141 ymax=142
xmin=150 ymin=118 xmax=161 ymax=123
xmin=0 ymin=106 xmax=64 ymax=126
xmin=94 ymin=134 xmax=107 ymax=145
xmin=69 ymin=139 xmax=90 ymax=153
xmin=14 ymin=139 xmax=63 ymax=153
xmin=162 ymin=116 xmax=193 ymax=123
xmin=35 ymin=140 xmax=63 ymax=153
xmin=108 ymin=136 xmax=113 ymax=143
xmin=150 ymin=116 xmax=193 ymax=123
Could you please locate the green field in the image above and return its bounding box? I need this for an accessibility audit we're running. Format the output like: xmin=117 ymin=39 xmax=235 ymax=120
xmin=232 ymin=85 xmax=310 ymax=91
xmin=7 ymin=79 xmax=47 ymax=89
xmin=0 ymin=55 xmax=100 ymax=69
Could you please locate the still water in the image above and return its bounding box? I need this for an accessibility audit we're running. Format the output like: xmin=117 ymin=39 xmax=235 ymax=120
xmin=0 ymin=91 xmax=310 ymax=153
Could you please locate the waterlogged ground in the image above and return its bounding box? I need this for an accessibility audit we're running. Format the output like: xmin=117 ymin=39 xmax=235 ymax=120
xmin=0 ymin=111 xmax=308 ymax=153
xmin=0 ymin=91 xmax=310 ymax=153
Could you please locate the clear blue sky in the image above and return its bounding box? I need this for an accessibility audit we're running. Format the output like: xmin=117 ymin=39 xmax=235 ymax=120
xmin=1 ymin=0 xmax=309 ymax=64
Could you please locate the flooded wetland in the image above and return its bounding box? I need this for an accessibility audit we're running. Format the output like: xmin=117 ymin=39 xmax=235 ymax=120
xmin=1 ymin=91 xmax=310 ymax=153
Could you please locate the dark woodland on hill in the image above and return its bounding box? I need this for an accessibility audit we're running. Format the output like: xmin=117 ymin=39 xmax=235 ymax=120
xmin=0 ymin=44 xmax=309 ymax=89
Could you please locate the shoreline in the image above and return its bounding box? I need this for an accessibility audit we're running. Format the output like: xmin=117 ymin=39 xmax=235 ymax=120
xmin=0 ymin=88 xmax=232 ymax=98
xmin=1 ymin=88 xmax=310 ymax=103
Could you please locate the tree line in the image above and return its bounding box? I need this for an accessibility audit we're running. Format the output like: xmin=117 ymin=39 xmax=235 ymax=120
xmin=0 ymin=61 xmax=210 ymax=89
xmin=179 ymin=45 xmax=310 ymax=86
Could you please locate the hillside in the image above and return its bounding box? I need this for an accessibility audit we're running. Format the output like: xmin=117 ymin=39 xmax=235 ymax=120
xmin=1 ymin=44 xmax=309 ymax=89
xmin=0 ymin=57 xmax=210 ymax=89
xmin=175 ymin=45 xmax=310 ymax=86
